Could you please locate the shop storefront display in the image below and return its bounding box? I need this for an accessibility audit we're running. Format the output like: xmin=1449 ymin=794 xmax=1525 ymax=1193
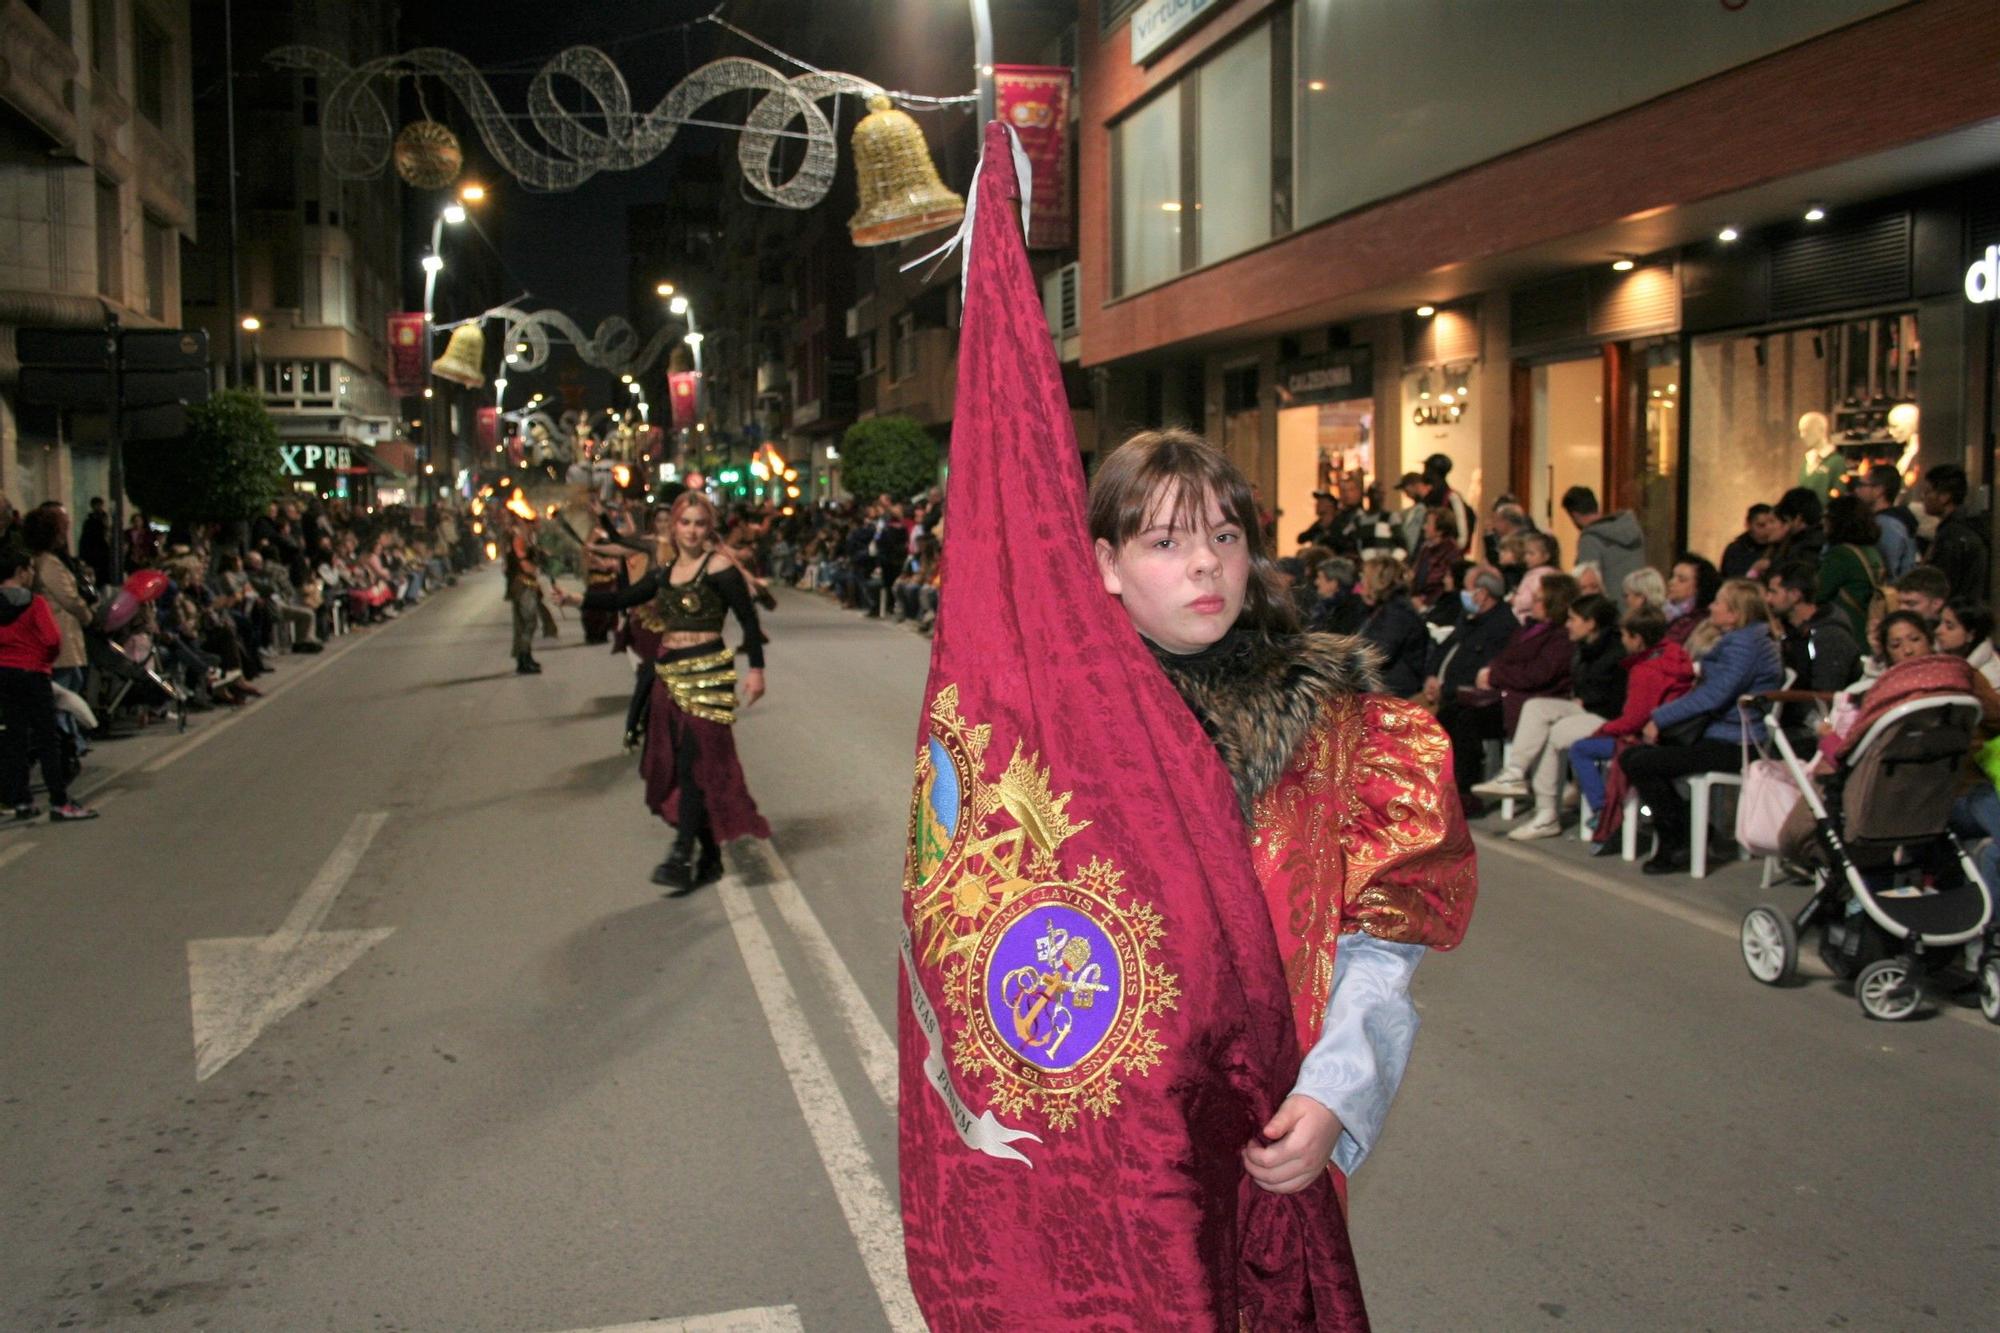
xmin=1688 ymin=312 xmax=1918 ymax=561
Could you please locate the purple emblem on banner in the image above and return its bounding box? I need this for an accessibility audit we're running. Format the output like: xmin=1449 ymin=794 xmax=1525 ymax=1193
xmin=983 ymin=903 xmax=1121 ymax=1073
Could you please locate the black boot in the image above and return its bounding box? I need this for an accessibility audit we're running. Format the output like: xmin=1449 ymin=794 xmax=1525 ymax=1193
xmin=653 ymin=829 xmax=697 ymax=891
xmin=688 ymin=830 xmax=724 ymax=892
xmin=516 ymin=654 xmax=537 ymax=675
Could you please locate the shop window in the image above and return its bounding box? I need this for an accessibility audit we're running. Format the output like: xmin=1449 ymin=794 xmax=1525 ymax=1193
xmin=1687 ymin=313 xmax=1919 ymax=565
xmin=1113 ymin=85 xmax=1181 ymax=296
xmin=1195 ymin=23 xmax=1272 ymax=267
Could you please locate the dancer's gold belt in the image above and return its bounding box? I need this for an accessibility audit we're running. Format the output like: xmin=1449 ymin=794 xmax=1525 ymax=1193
xmin=657 ymin=647 xmax=738 ymax=725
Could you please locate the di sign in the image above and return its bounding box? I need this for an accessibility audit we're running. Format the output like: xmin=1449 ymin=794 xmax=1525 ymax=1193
xmin=1129 ymin=0 xmax=1221 ymax=63
xmin=1967 ymin=246 xmax=2000 ymax=304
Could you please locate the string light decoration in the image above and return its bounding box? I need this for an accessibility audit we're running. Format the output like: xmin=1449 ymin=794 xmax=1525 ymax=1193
xmin=266 ymin=44 xmax=887 ymax=203
xmin=450 ymin=305 xmax=681 ymax=380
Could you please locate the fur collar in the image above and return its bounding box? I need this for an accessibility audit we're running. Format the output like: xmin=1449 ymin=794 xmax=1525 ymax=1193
xmin=1151 ymin=629 xmax=1384 ymax=816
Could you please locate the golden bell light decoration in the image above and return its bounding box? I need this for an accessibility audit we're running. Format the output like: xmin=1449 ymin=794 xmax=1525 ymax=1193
xmin=431 ymin=323 xmax=487 ymax=388
xmin=394 ymin=120 xmax=463 ymax=190
xmin=848 ymin=94 xmax=965 ymax=247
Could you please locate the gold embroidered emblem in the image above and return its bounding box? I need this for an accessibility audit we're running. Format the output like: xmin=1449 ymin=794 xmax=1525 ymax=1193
xmin=906 ymin=686 xmax=1178 ymax=1131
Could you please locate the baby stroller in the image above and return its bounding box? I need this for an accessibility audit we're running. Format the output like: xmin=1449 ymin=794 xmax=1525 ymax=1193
xmin=1738 ymin=692 xmax=1999 ymax=1022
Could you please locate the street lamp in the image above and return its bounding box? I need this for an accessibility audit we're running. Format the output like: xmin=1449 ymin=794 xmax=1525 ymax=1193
xmin=421 ymin=191 xmax=482 ymax=500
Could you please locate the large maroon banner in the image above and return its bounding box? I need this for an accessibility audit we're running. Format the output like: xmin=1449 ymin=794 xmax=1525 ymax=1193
xmin=897 ymin=122 xmax=1363 ymax=1329
xmin=995 ymin=65 xmax=1072 ymax=250
xmin=387 ymin=313 xmax=427 ymax=398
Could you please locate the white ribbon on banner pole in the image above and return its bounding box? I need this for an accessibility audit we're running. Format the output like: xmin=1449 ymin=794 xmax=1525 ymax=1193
xmin=899 ymin=924 xmax=1042 ymax=1166
xmin=898 ymin=122 xmax=1033 ymax=305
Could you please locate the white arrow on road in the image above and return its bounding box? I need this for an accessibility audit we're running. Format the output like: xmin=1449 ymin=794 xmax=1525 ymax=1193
xmin=187 ymin=811 xmax=392 ymax=1081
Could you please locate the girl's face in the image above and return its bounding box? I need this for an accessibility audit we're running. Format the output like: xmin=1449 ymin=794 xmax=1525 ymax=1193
xmin=1620 ymin=628 xmax=1645 ymax=655
xmin=1566 ymin=610 xmax=1595 ymax=643
xmin=674 ymin=505 xmax=713 ymax=554
xmin=1709 ymin=592 xmax=1741 ymax=631
xmin=1668 ymin=563 xmax=1696 ymax=602
xmin=1096 ymin=485 xmax=1249 ymax=655
xmin=1886 ymin=619 xmax=1932 ymax=664
xmin=1935 ymin=608 xmax=1970 ymax=654
xmin=1314 ymin=569 xmax=1339 ymax=599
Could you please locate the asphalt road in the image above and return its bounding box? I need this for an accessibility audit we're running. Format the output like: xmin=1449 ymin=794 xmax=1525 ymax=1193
xmin=2 ymin=570 xmax=1994 ymax=1331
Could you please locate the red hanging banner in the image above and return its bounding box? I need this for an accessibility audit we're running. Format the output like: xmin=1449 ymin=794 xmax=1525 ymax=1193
xmin=668 ymin=371 xmax=701 ymax=429
xmin=387 ymin=313 xmax=427 ymax=398
xmin=995 ymin=65 xmax=1072 ymax=250
xmin=475 ymin=405 xmax=499 ymax=454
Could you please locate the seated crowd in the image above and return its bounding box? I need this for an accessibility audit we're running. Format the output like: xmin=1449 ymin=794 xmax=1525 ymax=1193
xmin=0 ymin=491 xmax=477 ymax=823
xmin=1281 ymin=457 xmax=1996 ymax=878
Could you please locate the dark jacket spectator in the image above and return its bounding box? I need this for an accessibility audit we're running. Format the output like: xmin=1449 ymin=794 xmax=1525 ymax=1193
xmin=1488 ymin=619 xmax=1574 ymax=733
xmin=1426 ymin=569 xmax=1518 ymax=697
xmin=1816 ymin=495 xmax=1886 ymax=641
xmin=1355 ymin=557 xmax=1428 ymax=697
xmin=1924 ymin=464 xmax=1989 ymax=602
xmin=1718 ymin=504 xmax=1776 ymax=579
xmin=1572 ymin=624 xmax=1626 ymax=720
xmin=78 ymin=500 xmax=113 ymax=585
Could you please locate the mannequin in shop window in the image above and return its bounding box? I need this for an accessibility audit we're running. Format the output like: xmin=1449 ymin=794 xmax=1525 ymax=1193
xmin=1887 ymin=403 xmax=1920 ymax=486
xmin=1798 ymin=412 xmax=1840 ymax=498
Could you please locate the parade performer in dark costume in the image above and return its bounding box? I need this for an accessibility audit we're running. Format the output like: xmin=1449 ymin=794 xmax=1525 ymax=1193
xmin=503 ymin=512 xmax=548 ymax=675
xmin=558 ymin=491 xmax=769 ymax=893
xmin=578 ymin=506 xmax=627 ymax=646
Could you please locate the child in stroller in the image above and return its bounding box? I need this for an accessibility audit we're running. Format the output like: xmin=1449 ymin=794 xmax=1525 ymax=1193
xmin=1739 ymin=650 xmax=2000 ymax=1022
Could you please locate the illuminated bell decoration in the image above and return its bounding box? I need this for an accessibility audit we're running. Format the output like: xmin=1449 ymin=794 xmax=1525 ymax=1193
xmin=431 ymin=323 xmax=487 ymax=388
xmin=394 ymin=120 xmax=463 ymax=189
xmin=847 ymin=94 xmax=965 ymax=247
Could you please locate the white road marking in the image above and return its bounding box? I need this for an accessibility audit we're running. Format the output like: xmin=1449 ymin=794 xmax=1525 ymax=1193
xmin=715 ymin=875 xmax=922 ymax=1333
xmin=0 ymin=840 xmax=38 ymax=873
xmin=1478 ymin=833 xmax=1998 ymax=1034
xmin=736 ymin=839 xmax=897 ymax=1109
xmin=187 ymin=811 xmax=394 ymax=1080
xmin=551 ymin=1306 xmax=803 ymax=1333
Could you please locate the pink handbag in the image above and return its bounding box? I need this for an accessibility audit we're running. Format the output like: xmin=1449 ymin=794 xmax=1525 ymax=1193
xmin=1734 ymin=704 xmax=1802 ymax=857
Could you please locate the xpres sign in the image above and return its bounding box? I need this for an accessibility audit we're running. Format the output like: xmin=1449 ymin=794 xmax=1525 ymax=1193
xmin=1967 ymin=246 xmax=2000 ymax=304
xmin=281 ymin=444 xmax=355 ymax=475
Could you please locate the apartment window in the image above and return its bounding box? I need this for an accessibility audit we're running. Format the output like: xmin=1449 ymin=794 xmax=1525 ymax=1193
xmin=1196 ymin=23 xmax=1273 ymax=266
xmin=1112 ymin=20 xmax=1286 ymax=295
xmin=856 ymin=329 xmax=879 ymax=377
xmin=262 ymin=360 xmax=335 ymax=408
xmin=95 ymin=178 xmax=122 ymax=300
xmin=90 ymin=0 xmax=116 ymax=80
xmin=134 ymin=11 xmax=168 ymax=127
xmin=1113 ymin=86 xmax=1181 ymax=296
xmin=892 ymin=312 xmax=917 ymax=382
xmin=143 ymin=215 xmax=171 ymax=319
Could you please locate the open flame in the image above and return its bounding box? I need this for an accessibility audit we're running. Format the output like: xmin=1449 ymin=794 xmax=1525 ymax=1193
xmin=484 ymin=541 xmax=498 ymax=561
xmin=504 ymin=488 xmax=537 ymax=522
xmin=469 ymin=496 xmax=484 ymax=516
xmin=611 ymin=463 xmax=633 ymax=488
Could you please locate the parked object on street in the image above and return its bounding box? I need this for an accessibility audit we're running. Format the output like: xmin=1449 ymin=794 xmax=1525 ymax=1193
xmin=1737 ymin=695 xmax=1998 ymax=1023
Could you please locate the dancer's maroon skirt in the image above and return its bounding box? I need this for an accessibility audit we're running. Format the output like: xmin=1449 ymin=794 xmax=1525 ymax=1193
xmin=640 ymin=669 xmax=770 ymax=844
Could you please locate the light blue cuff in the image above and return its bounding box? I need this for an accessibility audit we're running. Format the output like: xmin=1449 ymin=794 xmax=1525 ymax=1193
xmin=1290 ymin=935 xmax=1425 ymax=1176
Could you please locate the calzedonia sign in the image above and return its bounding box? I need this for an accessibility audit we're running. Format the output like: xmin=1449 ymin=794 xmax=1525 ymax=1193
xmin=1966 ymin=245 xmax=2000 ymax=304
xmin=1129 ymin=0 xmax=1222 ymax=64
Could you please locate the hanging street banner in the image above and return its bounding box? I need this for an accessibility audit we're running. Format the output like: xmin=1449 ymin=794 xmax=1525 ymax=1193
xmin=476 ymin=405 xmax=500 ymax=455
xmin=668 ymin=371 xmax=701 ymax=430
xmin=387 ymin=313 xmax=427 ymax=397
xmin=995 ymin=66 xmax=1072 ymax=250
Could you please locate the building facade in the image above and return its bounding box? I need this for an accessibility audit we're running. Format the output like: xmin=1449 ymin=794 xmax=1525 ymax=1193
xmin=1080 ymin=0 xmax=2000 ymax=580
xmin=1 ymin=0 xmax=195 ymax=513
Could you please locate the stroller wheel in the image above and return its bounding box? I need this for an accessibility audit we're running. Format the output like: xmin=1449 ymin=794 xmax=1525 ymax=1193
xmin=1740 ymin=905 xmax=1798 ymax=986
xmin=1855 ymin=958 xmax=1923 ymax=1021
xmin=1979 ymin=958 xmax=2000 ymax=1025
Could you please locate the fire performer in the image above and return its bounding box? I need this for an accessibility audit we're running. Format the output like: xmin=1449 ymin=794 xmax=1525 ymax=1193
xmin=501 ymin=504 xmax=550 ymax=676
xmin=556 ymin=490 xmax=768 ymax=893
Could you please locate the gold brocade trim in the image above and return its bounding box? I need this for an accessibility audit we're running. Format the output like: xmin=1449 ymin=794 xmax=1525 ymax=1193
xmin=657 ymin=647 xmax=738 ymax=724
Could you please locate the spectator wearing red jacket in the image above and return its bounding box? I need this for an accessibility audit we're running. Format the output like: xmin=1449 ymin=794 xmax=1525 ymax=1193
xmin=0 ymin=550 xmax=97 ymax=821
xmin=1570 ymin=605 xmax=1694 ymax=840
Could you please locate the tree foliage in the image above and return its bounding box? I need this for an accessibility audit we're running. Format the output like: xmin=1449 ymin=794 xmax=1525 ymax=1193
xmin=123 ymin=389 xmax=288 ymax=524
xmin=839 ymin=415 xmax=940 ymax=503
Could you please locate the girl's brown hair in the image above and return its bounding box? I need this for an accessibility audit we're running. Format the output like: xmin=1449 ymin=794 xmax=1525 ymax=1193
xmin=1088 ymin=428 xmax=1297 ymax=634
xmin=1536 ymin=572 xmax=1580 ymax=625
